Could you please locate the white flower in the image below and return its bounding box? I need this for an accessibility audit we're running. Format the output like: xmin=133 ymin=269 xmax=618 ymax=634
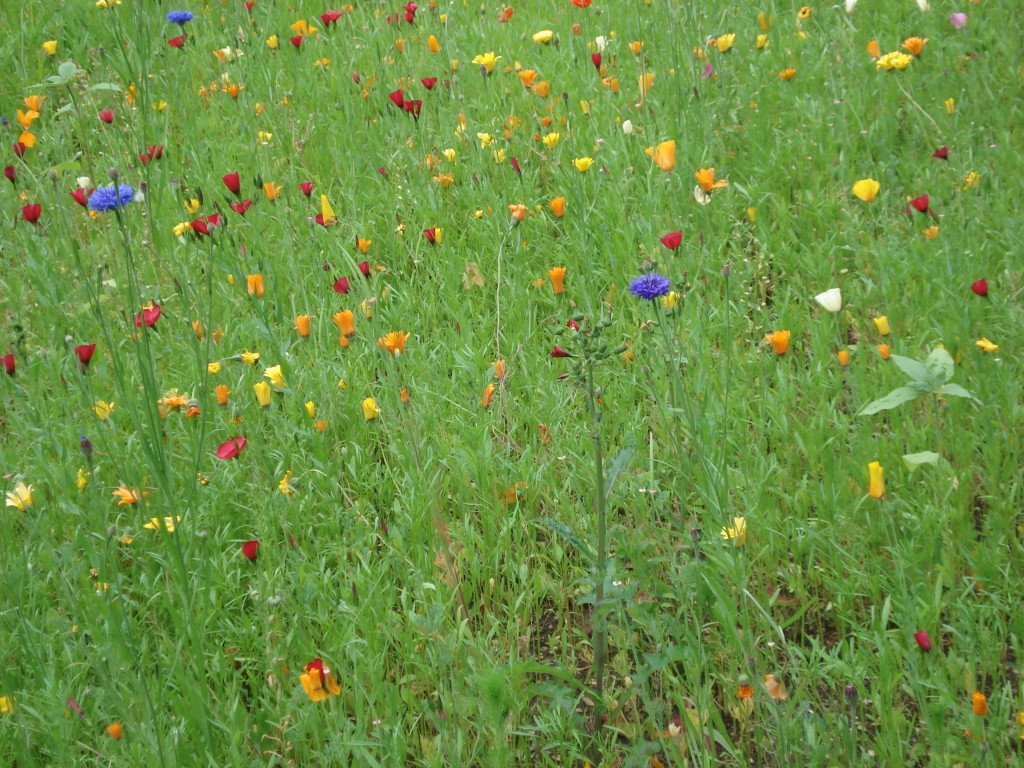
xmin=844 ymin=0 xmax=858 ymax=11
xmin=76 ymin=176 xmax=92 ymax=189
xmin=814 ymin=288 xmax=843 ymax=314
xmin=693 ymin=186 xmax=711 ymax=205
xmin=622 ymin=119 xmax=633 ymax=135
xmin=915 ymin=0 xmax=929 ymax=10
xmin=594 ymin=36 xmax=607 ymax=53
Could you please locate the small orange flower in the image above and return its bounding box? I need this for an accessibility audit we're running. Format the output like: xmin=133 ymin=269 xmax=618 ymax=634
xmin=738 ymin=682 xmax=754 ymax=699
xmin=695 ymin=167 xmax=728 ymax=193
xmin=867 ymin=40 xmax=880 ymax=59
xmin=377 ymin=331 xmax=410 ymax=355
xmin=778 ymin=68 xmax=797 ymax=81
xmin=764 ymin=330 xmax=790 ymax=355
xmin=509 ymin=203 xmax=528 ymax=222
xmin=215 ymin=384 xmax=230 ymax=405
xmin=923 ymin=225 xmax=939 ymax=240
xmin=107 ymin=722 xmax=123 ymax=739
xmin=548 ymin=267 xmax=566 ymax=294
xmin=838 ymin=349 xmax=850 ymax=367
xmin=246 ymin=273 xmax=265 ymax=297
xmin=628 ymin=41 xmax=643 ymax=55
xmin=112 ymin=487 xmax=141 ymax=506
xmin=878 ymin=343 xmax=891 ymax=360
xmin=902 ymin=37 xmax=928 ymax=56
xmin=492 ymin=360 xmax=507 ymax=379
xmin=295 ymin=314 xmax=311 ymax=338
xmin=972 ymin=691 xmax=988 ymax=717
xmin=481 ymin=382 xmax=495 ymax=407
xmin=333 ymin=310 xmax=355 ymax=337
xmin=427 ymin=35 xmax=440 ymax=53
xmin=356 ymin=238 xmax=372 ymax=254
xmin=532 ymin=80 xmax=551 ymax=98
xmin=518 ymin=69 xmax=538 ymax=88
xmin=400 ymin=388 xmax=410 ymax=405
xmin=263 ymin=181 xmax=282 ymax=201
xmin=550 ymin=197 xmax=566 ymax=218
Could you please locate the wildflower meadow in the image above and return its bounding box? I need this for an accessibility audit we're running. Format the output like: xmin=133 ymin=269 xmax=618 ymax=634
xmin=2 ymin=0 xmax=1022 ymax=764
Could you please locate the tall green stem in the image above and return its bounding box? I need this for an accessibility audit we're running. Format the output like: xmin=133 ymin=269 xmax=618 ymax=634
xmin=587 ymin=360 xmax=608 ymax=733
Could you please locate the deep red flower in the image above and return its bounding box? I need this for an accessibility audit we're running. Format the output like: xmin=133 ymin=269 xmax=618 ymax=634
xmin=139 ymin=150 xmax=153 ymax=166
xmin=321 ymin=10 xmax=342 ymax=26
xmin=510 ymin=156 xmax=521 ymax=177
xmin=99 ymin=109 xmax=115 ymax=124
xmin=149 ymin=144 xmax=164 ymax=160
xmin=660 ymin=231 xmax=683 ymax=250
xmin=404 ymin=2 xmax=418 ymax=23
xmin=70 ymin=187 xmax=93 ymax=207
xmin=13 ymin=142 xmax=26 ymax=158
xmin=135 ymin=304 xmax=162 ymax=328
xmin=241 ymin=540 xmax=260 ymax=560
xmin=402 ymin=99 xmax=422 ymax=119
xmin=423 ymin=227 xmax=438 ymax=244
xmin=229 ymin=200 xmax=251 ymax=215
xmin=300 ymin=181 xmax=315 ymax=197
xmin=971 ymin=278 xmax=988 ymax=297
xmin=352 ymin=72 xmax=361 ymax=84
xmin=551 ymin=346 xmax=570 ymax=358
xmin=908 ymin=195 xmax=930 ymax=214
xmin=290 ymin=35 xmax=304 ymax=49
xmin=567 ymin=319 xmax=580 ymax=331
xmin=913 ymin=630 xmax=932 ymax=652
xmin=168 ymin=35 xmax=187 ymax=48
xmin=571 ymin=0 xmax=591 ymax=6
xmin=222 ymin=171 xmax=241 ymax=195
xmin=389 ymin=89 xmax=405 ymax=108
xmin=932 ymin=146 xmax=949 ymax=160
xmin=358 ymin=261 xmax=370 ymax=278
xmin=191 ymin=214 xmax=223 ymax=237
xmin=378 ymin=166 xmax=388 ymax=177
xmin=75 ymin=343 xmax=97 ymax=371
xmin=22 ymin=204 xmax=41 ymax=225
xmin=216 ymin=436 xmax=247 ymax=460
xmin=333 ymin=276 xmax=350 ymax=294
xmin=3 ymin=165 xmax=14 ymax=185
xmin=2 ymin=353 xmax=14 ymax=376
xmin=591 ymin=53 xmax=602 ymax=70
xmin=244 ymin=1 xmax=254 ymax=12
xmin=421 ymin=77 xmax=437 ymax=90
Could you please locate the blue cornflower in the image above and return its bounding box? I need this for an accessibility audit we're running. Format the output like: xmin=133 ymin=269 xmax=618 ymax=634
xmin=88 ymin=184 xmax=135 ymax=212
xmin=629 ymin=273 xmax=671 ymax=301
xmin=166 ymin=11 xmax=194 ymax=24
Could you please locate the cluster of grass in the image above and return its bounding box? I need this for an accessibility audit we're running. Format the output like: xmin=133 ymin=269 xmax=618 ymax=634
xmin=0 ymin=0 xmax=1022 ymax=764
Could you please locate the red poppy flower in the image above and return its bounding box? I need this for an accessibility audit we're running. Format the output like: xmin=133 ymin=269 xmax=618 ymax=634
xmin=423 ymin=227 xmax=438 ymax=244
xmin=358 ymin=261 xmax=370 ymax=278
xmin=389 ymin=89 xmax=405 ymax=108
xmin=421 ymin=77 xmax=437 ymax=90
xmin=22 ymin=204 xmax=41 ymax=225
xmin=149 ymin=145 xmax=164 ymax=160
xmin=550 ymin=346 xmax=570 ymax=358
xmin=167 ymin=35 xmax=186 ymax=48
xmin=510 ymin=156 xmax=521 ymax=177
xmin=321 ymin=10 xmax=342 ymax=26
xmin=932 ymin=146 xmax=949 ymax=160
xmin=290 ymin=35 xmax=304 ymax=49
xmin=913 ymin=630 xmax=932 ymax=651
xmin=222 ymin=171 xmax=241 ymax=195
xmin=300 ymin=181 xmax=315 ymax=197
xmin=75 ymin=343 xmax=97 ymax=371
xmin=333 ymin=276 xmax=350 ymax=294
xmin=352 ymin=72 xmax=361 ymax=84
xmin=215 ymin=436 xmax=247 ymax=460
xmin=71 ymin=188 xmax=92 ymax=207
xmin=241 ymin=540 xmax=260 ymax=560
xmin=591 ymin=53 xmax=602 ymax=69
xmin=571 ymin=0 xmax=591 ymax=6
xmin=2 ymin=353 xmax=14 ymax=376
xmin=971 ymin=278 xmax=988 ymax=297
xmin=378 ymin=166 xmax=388 ymax=177
xmin=567 ymin=318 xmax=580 ymax=331
xmin=135 ymin=304 xmax=162 ymax=328
xmin=402 ymin=99 xmax=422 ymax=119
xmin=3 ymin=165 xmax=14 ymax=185
xmin=99 ymin=109 xmax=115 ymax=124
xmin=660 ymin=231 xmax=683 ymax=250
xmin=229 ymin=200 xmax=251 ymax=215
xmin=139 ymin=150 xmax=153 ymax=166
xmin=13 ymin=142 xmax=26 ymax=158
xmin=244 ymin=1 xmax=253 ymax=12
xmin=404 ymin=1 xmax=418 ymax=23
xmin=907 ymin=195 xmax=930 ymax=215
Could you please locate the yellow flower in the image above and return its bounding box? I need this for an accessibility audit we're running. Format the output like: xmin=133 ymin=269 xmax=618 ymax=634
xmin=299 ymin=661 xmax=342 ymax=702
xmin=112 ymin=487 xmax=140 ymax=506
xmin=94 ymin=400 xmax=115 ymax=420
xmin=266 ymin=35 xmax=279 ymax=50
xmin=258 ymin=131 xmax=273 ymax=144
xmin=645 ymin=140 xmax=676 ymax=172
xmin=442 ymin=148 xmax=457 ymax=163
xmin=173 ymin=221 xmax=192 ymax=237
xmin=868 ymin=461 xmax=885 ymax=499
xmin=720 ymin=517 xmax=746 ymax=546
xmin=876 ymin=52 xmax=913 ymax=71
xmin=873 ymin=316 xmax=891 ymax=336
xmin=5 ymin=482 xmax=34 ymax=511
xmin=305 ymin=401 xmax=316 ymax=418
xmin=477 ymin=132 xmax=494 ymax=149
xmin=975 ymin=338 xmax=999 ymax=354
xmin=963 ymin=171 xmax=980 ymax=189
xmin=239 ymin=350 xmax=260 ymax=365
xmin=492 ymin=149 xmax=506 ymax=164
xmin=207 ymin=362 xmax=221 ymax=375
xmin=362 ymin=397 xmax=380 ymax=420
xmin=278 ymin=470 xmax=294 ymax=495
xmin=715 ymin=34 xmax=735 ymax=53
xmin=263 ymin=181 xmax=282 ymax=201
xmin=543 ymin=132 xmax=561 ymax=149
xmin=471 ymin=51 xmax=500 ymax=74
xmin=694 ymin=167 xmax=728 ymax=193
xmin=254 ymin=381 xmax=272 ymax=406
xmin=945 ymin=98 xmax=956 ymax=115
xmin=184 ymin=198 xmax=201 ymax=215
xmin=756 ymin=34 xmax=769 ymax=50
xmin=77 ymin=468 xmax=90 ymax=492
xmin=377 ymin=331 xmax=410 ymax=355
xmin=42 ymin=40 xmax=58 ymax=56
xmin=852 ymin=178 xmax=880 ymax=202
xmin=0 ymin=696 xmax=13 ymax=715
xmin=778 ymin=68 xmax=797 ymax=80
xmin=661 ymin=291 xmax=680 ymax=310
xmin=533 ymin=30 xmax=554 ymax=44
xmin=433 ymin=173 xmax=455 ymax=188
xmin=574 ymin=157 xmax=594 ymax=173
xmin=319 ymin=194 xmax=337 ymax=226
xmin=638 ymin=72 xmax=655 ymax=97
xmin=263 ymin=365 xmax=286 ymax=388
xmin=143 ymin=516 xmax=181 ymax=532
xmin=797 ymin=6 xmax=812 ymax=19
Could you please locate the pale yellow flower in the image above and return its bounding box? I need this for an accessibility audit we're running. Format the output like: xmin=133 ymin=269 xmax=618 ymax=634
xmin=5 ymin=482 xmax=34 ymax=511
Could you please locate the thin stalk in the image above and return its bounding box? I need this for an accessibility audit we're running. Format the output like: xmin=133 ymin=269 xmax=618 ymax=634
xmin=587 ymin=360 xmax=608 ymax=734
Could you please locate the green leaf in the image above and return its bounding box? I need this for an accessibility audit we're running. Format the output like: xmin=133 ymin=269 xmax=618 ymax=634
xmin=87 ymin=83 xmax=122 ymax=93
xmin=535 ymin=517 xmax=594 ymax=563
xmin=858 ymin=386 xmax=921 ymax=415
xmin=58 ymin=61 xmax=82 ymax=80
xmin=890 ymin=354 xmax=929 ymax=384
xmin=603 ymin=445 xmax=634 ymax=502
xmin=903 ymin=451 xmax=941 ymax=472
xmin=938 ymin=383 xmax=979 ymax=402
xmin=924 ymin=347 xmax=955 ymax=387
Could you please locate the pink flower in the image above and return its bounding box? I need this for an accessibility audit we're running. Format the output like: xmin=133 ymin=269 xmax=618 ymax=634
xmin=950 ymin=12 xmax=967 ymax=29
xmin=932 ymin=145 xmax=949 ymax=160
xmin=913 ymin=630 xmax=932 ymax=652
xmin=135 ymin=304 xmax=162 ymax=328
xmin=216 ymin=436 xmax=247 ymax=460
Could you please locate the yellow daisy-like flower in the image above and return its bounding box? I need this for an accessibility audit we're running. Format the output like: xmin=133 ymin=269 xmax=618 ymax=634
xmin=573 ymin=157 xmax=594 ymax=173
xmin=94 ymin=400 xmax=115 ymax=420
xmin=143 ymin=516 xmax=182 ymax=532
xmin=975 ymin=338 xmax=999 ymax=354
xmin=876 ymin=52 xmax=913 ymax=71
xmin=720 ymin=516 xmax=747 ymax=546
xmin=471 ymin=51 xmax=501 ymax=74
xmin=5 ymin=482 xmax=34 ymax=511
xmin=112 ymin=487 xmax=141 ymax=506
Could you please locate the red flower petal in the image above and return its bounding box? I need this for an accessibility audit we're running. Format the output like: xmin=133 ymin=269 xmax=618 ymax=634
xmin=660 ymin=231 xmax=683 ymax=250
xmin=222 ymin=171 xmax=241 ymax=195
xmin=358 ymin=261 xmax=370 ymax=278
xmin=135 ymin=304 xmax=162 ymax=328
xmin=167 ymin=35 xmax=186 ymax=48
xmin=909 ymin=194 xmax=929 ymax=213
xmin=591 ymin=53 xmax=602 ymax=70
xmin=99 ymin=109 xmax=114 ymax=124
xmin=551 ymin=346 xmax=570 ymax=358
xmin=321 ymin=10 xmax=342 ymax=26
xmin=75 ymin=343 xmax=97 ymax=369
xmin=290 ymin=35 xmax=304 ymax=49
xmin=333 ymin=276 xmax=350 ymax=294
xmin=971 ymin=278 xmax=988 ymax=297
xmin=913 ymin=630 xmax=932 ymax=652
xmin=21 ymin=204 xmax=41 ymax=224
xmin=389 ymin=89 xmax=405 ymax=108
xmin=300 ymin=181 xmax=315 ymax=197
xmin=3 ymin=165 xmax=15 ymax=184
xmin=241 ymin=540 xmax=260 ymax=560
xmin=216 ymin=436 xmax=247 ymax=460
xmin=421 ymin=77 xmax=437 ymax=90
xmin=2 ymin=353 xmax=14 ymax=376
xmin=229 ymin=200 xmax=251 ymax=215
xmin=932 ymin=146 xmax=949 ymax=160
xmin=71 ymin=188 xmax=90 ymax=207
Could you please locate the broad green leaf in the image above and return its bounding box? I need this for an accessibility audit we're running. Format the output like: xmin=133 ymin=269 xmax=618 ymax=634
xmin=603 ymin=445 xmax=634 ymax=502
xmin=925 ymin=347 xmax=955 ymax=386
xmin=87 ymin=83 xmax=122 ymax=92
xmin=858 ymin=386 xmax=921 ymax=415
xmin=58 ymin=61 xmax=82 ymax=80
xmin=535 ymin=517 xmax=594 ymax=562
xmin=938 ymin=383 xmax=979 ymax=402
xmin=903 ymin=451 xmax=941 ymax=472
xmin=890 ymin=354 xmax=929 ymax=384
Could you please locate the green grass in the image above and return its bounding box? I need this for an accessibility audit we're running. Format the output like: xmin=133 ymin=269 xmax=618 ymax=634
xmin=1 ymin=0 xmax=1022 ymax=765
